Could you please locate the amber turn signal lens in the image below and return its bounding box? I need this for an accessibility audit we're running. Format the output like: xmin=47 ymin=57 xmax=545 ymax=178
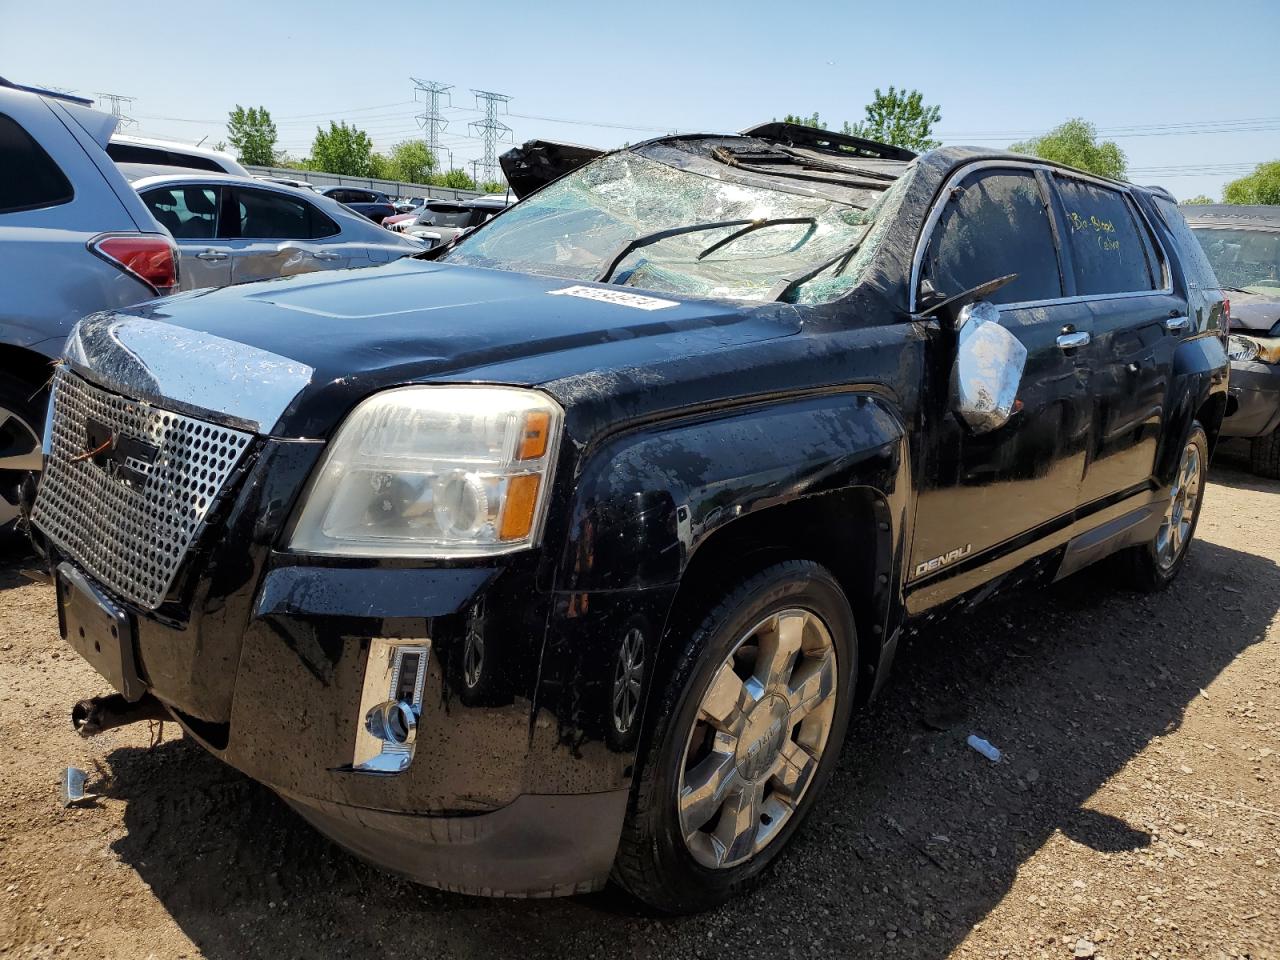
xmin=499 ymin=474 xmax=541 ymax=541
xmin=518 ymin=411 xmax=551 ymax=461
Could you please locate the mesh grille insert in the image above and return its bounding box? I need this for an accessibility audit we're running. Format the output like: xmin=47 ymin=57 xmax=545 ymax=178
xmin=32 ymin=368 xmax=253 ymax=610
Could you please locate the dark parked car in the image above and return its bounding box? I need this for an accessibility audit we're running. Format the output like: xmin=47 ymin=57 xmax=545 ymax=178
xmin=32 ymin=123 xmax=1227 ymax=913
xmin=318 ymin=186 xmax=396 ymax=224
xmin=1184 ymin=204 xmax=1280 ymax=476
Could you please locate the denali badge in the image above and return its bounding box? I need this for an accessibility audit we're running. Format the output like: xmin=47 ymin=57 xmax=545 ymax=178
xmin=76 ymin=418 xmax=159 ymax=490
xmin=914 ymin=544 xmax=973 ymax=578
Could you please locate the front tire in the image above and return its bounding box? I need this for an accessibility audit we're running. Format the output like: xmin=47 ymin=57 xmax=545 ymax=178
xmin=1249 ymin=428 xmax=1280 ymax=480
xmin=613 ymin=560 xmax=857 ymax=914
xmin=1119 ymin=422 xmax=1208 ymax=591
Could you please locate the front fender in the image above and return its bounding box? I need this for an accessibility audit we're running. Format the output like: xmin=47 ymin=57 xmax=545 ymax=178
xmin=557 ymin=390 xmax=906 ymax=592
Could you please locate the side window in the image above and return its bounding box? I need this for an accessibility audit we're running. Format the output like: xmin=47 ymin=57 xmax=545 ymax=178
xmin=235 ymin=188 xmax=337 ymax=239
xmin=1153 ymin=196 xmax=1219 ymax=290
xmin=0 ymin=113 xmax=74 ymax=214
xmin=921 ymin=169 xmax=1063 ymax=306
xmin=1053 ymin=176 xmax=1156 ymax=295
xmin=142 ymin=186 xmax=220 ymax=239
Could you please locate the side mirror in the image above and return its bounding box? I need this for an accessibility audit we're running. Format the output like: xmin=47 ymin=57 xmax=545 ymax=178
xmin=953 ymin=300 xmax=1027 ymax=434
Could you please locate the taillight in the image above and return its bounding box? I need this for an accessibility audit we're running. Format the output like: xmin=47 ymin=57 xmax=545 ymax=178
xmin=88 ymin=234 xmax=179 ymax=296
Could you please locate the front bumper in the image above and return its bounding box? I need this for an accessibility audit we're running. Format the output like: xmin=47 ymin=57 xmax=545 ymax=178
xmin=282 ymin=788 xmax=628 ymax=897
xmin=1222 ymin=360 xmax=1280 ymax=439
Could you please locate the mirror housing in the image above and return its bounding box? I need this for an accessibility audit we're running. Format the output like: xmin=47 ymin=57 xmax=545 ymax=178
xmin=953 ymin=300 xmax=1026 ymax=434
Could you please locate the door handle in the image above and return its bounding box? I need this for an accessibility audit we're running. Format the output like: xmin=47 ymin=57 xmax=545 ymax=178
xmin=195 ymin=250 xmax=229 ymax=262
xmin=1165 ymin=315 xmax=1190 ymax=332
xmin=1056 ymin=331 xmax=1091 ymax=350
xmin=312 ymin=251 xmax=342 ymax=262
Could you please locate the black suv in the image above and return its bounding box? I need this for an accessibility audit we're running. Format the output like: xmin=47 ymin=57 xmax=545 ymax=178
xmin=32 ymin=123 xmax=1227 ymax=913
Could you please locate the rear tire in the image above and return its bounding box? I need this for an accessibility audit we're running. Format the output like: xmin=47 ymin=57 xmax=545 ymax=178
xmin=1118 ymin=422 xmax=1208 ymax=592
xmin=612 ymin=560 xmax=857 ymax=914
xmin=0 ymin=376 xmax=45 ymax=538
xmin=1249 ymin=429 xmax=1280 ymax=480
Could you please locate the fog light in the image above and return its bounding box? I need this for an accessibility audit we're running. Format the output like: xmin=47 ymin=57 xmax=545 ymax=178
xmin=352 ymin=639 xmax=430 ymax=774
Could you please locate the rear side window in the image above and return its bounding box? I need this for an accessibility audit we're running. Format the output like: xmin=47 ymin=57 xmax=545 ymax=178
xmin=1054 ymin=177 xmax=1157 ymax=295
xmin=142 ymin=186 xmax=221 ymax=239
xmin=234 ymin=188 xmax=339 ymax=239
xmin=921 ymin=169 xmax=1063 ymax=305
xmin=0 ymin=113 xmax=74 ymax=213
xmin=106 ymin=142 xmax=224 ymax=173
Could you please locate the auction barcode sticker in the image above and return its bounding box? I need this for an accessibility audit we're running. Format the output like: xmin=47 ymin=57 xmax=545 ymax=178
xmin=547 ymin=285 xmax=679 ymax=311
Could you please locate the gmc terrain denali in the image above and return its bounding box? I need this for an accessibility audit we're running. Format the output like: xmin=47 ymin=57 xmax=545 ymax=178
xmin=31 ymin=124 xmax=1228 ymax=912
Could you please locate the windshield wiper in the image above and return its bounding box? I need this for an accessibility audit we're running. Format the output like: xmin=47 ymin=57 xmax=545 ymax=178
xmin=596 ymin=217 xmax=817 ymax=284
xmin=695 ymin=217 xmax=817 ymax=261
xmin=766 ymin=225 xmax=874 ymax=302
xmin=1219 ymin=285 xmax=1255 ymax=295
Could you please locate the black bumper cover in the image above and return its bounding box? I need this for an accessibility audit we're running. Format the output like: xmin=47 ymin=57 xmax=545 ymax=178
xmin=1222 ymin=360 xmax=1280 ymax=439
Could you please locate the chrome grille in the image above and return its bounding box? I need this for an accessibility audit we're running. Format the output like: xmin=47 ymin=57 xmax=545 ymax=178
xmin=32 ymin=368 xmax=253 ymax=610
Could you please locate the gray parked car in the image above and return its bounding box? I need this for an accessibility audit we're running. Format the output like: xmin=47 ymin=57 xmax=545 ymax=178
xmin=0 ymin=78 xmax=177 ymax=533
xmin=402 ymin=196 xmax=510 ymax=247
xmin=126 ymin=170 xmax=424 ymax=289
xmin=1185 ymin=204 xmax=1280 ymax=475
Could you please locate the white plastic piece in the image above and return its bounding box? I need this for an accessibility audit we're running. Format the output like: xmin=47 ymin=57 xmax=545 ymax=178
xmin=966 ymin=734 xmax=1002 ymax=763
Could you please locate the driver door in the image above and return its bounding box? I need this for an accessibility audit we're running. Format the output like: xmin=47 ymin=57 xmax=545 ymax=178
xmin=908 ymin=166 xmax=1092 ymax=606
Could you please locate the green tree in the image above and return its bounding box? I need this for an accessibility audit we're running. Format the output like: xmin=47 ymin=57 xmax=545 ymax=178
xmin=387 ymin=140 xmax=436 ymax=183
xmin=435 ymin=168 xmax=477 ymax=191
xmin=479 ymin=180 xmax=506 ymax=194
xmin=843 ymin=87 xmax=941 ymax=152
xmin=225 ymin=105 xmax=278 ymax=166
xmin=1223 ymin=161 xmax=1280 ymax=205
xmin=1010 ymin=118 xmax=1126 ymax=180
xmin=310 ymin=121 xmax=376 ymax=176
xmin=1183 ymin=195 xmax=1215 ymax=205
xmin=782 ymin=112 xmax=822 ymax=128
xmin=368 ymin=153 xmax=391 ymax=180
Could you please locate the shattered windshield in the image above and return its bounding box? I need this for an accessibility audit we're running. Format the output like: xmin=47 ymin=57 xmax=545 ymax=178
xmin=1192 ymin=227 xmax=1280 ymax=295
xmin=442 ymin=150 xmax=911 ymax=304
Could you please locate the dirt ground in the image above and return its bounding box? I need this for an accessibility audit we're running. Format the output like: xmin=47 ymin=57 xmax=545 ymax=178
xmin=0 ymin=454 xmax=1276 ymax=960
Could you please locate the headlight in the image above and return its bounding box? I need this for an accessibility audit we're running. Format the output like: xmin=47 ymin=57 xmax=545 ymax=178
xmin=1228 ymin=335 xmax=1261 ymax=362
xmin=288 ymin=386 xmax=562 ymax=557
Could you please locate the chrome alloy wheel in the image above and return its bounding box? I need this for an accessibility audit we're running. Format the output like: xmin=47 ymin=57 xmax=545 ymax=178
xmin=1157 ymin=440 xmax=1202 ymax=570
xmin=677 ymin=608 xmax=838 ymax=869
xmin=0 ymin=405 xmax=41 ymax=529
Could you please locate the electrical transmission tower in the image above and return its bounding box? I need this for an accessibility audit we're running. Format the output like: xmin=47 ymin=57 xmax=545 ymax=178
xmin=95 ymin=92 xmax=136 ymax=129
xmin=411 ymin=78 xmax=452 ymax=166
xmin=468 ymin=90 xmax=513 ymax=185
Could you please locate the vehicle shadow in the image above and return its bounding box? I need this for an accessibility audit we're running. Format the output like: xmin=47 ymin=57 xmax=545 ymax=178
xmin=101 ymin=537 xmax=1277 ymax=960
xmin=0 ymin=537 xmax=36 ymax=591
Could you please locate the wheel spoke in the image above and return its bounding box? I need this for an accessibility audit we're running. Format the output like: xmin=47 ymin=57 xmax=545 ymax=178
xmin=700 ymin=662 xmax=753 ymax=733
xmin=754 ymin=612 xmax=804 ymax=692
xmin=788 ymin=652 xmax=836 ymax=722
xmin=712 ymin=779 xmax=764 ymax=864
xmin=771 ymin=737 xmax=817 ymax=800
xmin=679 ymin=736 xmax=737 ymax=831
xmin=0 ymin=409 xmax=41 ymax=474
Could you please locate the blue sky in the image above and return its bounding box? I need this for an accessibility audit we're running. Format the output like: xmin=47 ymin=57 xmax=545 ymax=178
xmin=4 ymin=0 xmax=1276 ymax=200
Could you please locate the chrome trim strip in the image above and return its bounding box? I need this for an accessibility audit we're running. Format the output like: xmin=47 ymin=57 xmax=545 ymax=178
xmin=64 ymin=313 xmax=313 ymax=435
xmin=908 ymin=159 xmax=1174 ymax=314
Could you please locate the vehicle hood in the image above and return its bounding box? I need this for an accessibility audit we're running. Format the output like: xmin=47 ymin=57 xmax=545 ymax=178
xmin=64 ymin=258 xmax=801 ymax=438
xmin=1228 ymin=291 xmax=1280 ymax=335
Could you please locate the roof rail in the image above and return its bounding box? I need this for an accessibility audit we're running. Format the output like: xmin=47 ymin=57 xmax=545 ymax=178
xmin=740 ymin=121 xmax=917 ymax=162
xmin=0 ymin=76 xmax=93 ymax=106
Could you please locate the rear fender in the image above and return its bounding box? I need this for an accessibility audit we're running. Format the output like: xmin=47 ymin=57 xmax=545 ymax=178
xmin=1160 ymin=335 xmax=1230 ymax=478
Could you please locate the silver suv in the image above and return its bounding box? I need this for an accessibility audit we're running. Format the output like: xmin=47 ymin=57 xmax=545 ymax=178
xmin=0 ymin=78 xmax=176 ymax=532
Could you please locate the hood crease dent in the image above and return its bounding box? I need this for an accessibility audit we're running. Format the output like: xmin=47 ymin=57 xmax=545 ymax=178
xmin=64 ymin=314 xmax=314 ymax=435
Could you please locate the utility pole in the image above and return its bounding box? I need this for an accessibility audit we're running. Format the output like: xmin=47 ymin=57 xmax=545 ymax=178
xmin=410 ymin=78 xmax=451 ymax=170
xmin=468 ymin=90 xmax=512 ymax=186
xmin=95 ymin=92 xmax=136 ymax=129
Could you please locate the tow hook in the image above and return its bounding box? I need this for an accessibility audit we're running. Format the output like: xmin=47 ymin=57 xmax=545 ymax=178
xmin=71 ymin=693 xmax=169 ymax=738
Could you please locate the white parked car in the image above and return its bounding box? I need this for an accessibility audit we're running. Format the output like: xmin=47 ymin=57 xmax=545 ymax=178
xmin=107 ymin=134 xmax=249 ymax=177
